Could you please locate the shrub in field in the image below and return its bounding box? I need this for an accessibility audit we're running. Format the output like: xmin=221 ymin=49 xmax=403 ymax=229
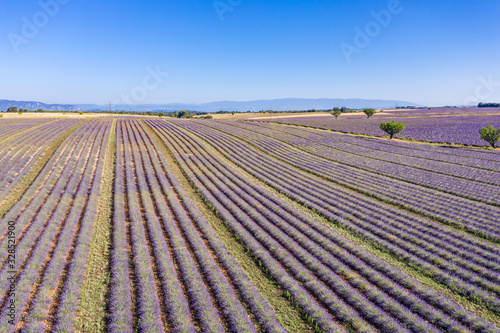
xmin=363 ymin=108 xmax=376 ymax=118
xmin=479 ymin=125 xmax=500 ymax=148
xmin=332 ymin=111 xmax=342 ymax=119
xmin=158 ymin=112 xmax=164 ymax=118
xmin=380 ymin=121 xmax=405 ymax=139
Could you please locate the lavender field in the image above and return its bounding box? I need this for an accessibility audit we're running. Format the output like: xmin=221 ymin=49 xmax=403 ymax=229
xmin=0 ymin=116 xmax=499 ymax=332
xmin=260 ymin=111 xmax=500 ymax=146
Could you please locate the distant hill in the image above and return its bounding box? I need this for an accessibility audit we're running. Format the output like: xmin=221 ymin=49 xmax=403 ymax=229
xmin=1 ymin=98 xmax=421 ymax=112
xmin=0 ymin=99 xmax=81 ymax=112
xmin=79 ymin=98 xmax=422 ymax=112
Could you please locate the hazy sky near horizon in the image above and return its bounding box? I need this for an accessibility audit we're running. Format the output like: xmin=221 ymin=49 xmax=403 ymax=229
xmin=1 ymin=0 xmax=499 ymax=106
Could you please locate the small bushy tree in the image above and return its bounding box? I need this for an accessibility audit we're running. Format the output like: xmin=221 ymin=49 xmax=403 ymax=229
xmin=332 ymin=110 xmax=342 ymax=119
xmin=380 ymin=121 xmax=405 ymax=139
xmin=177 ymin=110 xmax=190 ymax=118
xmin=158 ymin=112 xmax=164 ymax=118
xmin=7 ymin=106 xmax=18 ymax=113
xmin=363 ymin=108 xmax=376 ymax=118
xmin=479 ymin=125 xmax=500 ymax=148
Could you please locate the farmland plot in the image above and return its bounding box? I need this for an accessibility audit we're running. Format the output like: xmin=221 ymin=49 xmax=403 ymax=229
xmin=108 ymin=119 xmax=283 ymax=333
xmin=260 ymin=114 xmax=500 ymax=146
xmin=0 ymin=119 xmax=111 ymax=332
xmin=146 ymin=118 xmax=500 ymax=333
xmin=1 ymin=116 xmax=499 ymax=332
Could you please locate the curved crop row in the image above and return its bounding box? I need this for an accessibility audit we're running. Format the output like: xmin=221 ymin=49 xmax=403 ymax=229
xmin=248 ymin=121 xmax=500 ymax=178
xmin=148 ymin=119 xmax=497 ymax=332
xmin=191 ymin=120 xmax=500 ymax=241
xmin=160 ymin=119 xmax=500 ymax=320
xmin=219 ymin=121 xmax=500 ymax=206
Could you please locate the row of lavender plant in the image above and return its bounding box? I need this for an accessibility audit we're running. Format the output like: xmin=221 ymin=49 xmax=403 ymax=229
xmin=135 ymin=120 xmax=286 ymax=333
xmin=147 ymin=120 xmax=348 ymax=333
xmin=0 ymin=119 xmax=82 ymax=195
xmin=12 ymin=120 xmax=109 ymax=333
xmin=247 ymin=121 xmax=500 ymax=176
xmin=0 ymin=118 xmax=56 ymax=143
xmin=254 ymin=122 xmax=500 ymax=171
xmin=50 ymin=120 xmax=112 ymax=332
xmin=152 ymin=120 xmax=500 ymax=330
xmin=0 ymin=119 xmax=75 ymax=163
xmin=0 ymin=122 xmax=41 ymax=142
xmin=124 ymin=119 xmax=223 ymax=332
xmin=0 ymin=120 xmax=65 ymax=165
xmin=153 ymin=121 xmax=440 ymax=333
xmin=120 ymin=120 xmax=166 ymax=332
xmin=157 ymin=121 xmax=451 ymax=333
xmin=183 ymin=121 xmax=500 ymax=251
xmin=0 ymin=122 xmax=101 ymax=312
xmin=0 ymin=120 xmax=104 ymax=289
xmin=0 ymin=121 xmax=100 ymax=260
xmin=177 ymin=136 xmax=498 ymax=332
xmin=167 ymin=120 xmax=500 ymax=314
xmin=19 ymin=121 xmax=110 ymax=333
xmin=126 ymin=119 xmax=254 ymax=332
xmin=260 ymin=114 xmax=500 ymax=147
xmin=0 ymin=121 xmax=108 ymax=331
xmin=257 ymin=118 xmax=500 ymax=162
xmin=193 ymin=120 xmax=500 ymax=241
xmin=107 ymin=121 xmax=134 ymax=333
xmin=185 ymin=121 xmax=500 ymax=270
xmin=122 ymin=120 xmax=199 ymax=333
xmin=218 ymin=121 xmax=500 ymax=206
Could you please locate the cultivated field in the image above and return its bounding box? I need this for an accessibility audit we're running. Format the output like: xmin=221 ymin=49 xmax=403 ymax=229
xmin=261 ymin=108 xmax=500 ymax=146
xmin=0 ymin=115 xmax=499 ymax=332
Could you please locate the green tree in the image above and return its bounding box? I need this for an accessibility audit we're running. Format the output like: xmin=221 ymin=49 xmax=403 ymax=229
xmin=333 ymin=107 xmax=340 ymax=111
xmin=158 ymin=112 xmax=165 ymax=118
xmin=332 ymin=110 xmax=342 ymax=119
xmin=380 ymin=121 xmax=405 ymax=139
xmin=363 ymin=108 xmax=376 ymax=118
xmin=177 ymin=110 xmax=190 ymax=118
xmin=479 ymin=125 xmax=500 ymax=148
xmin=7 ymin=106 xmax=18 ymax=113
xmin=37 ymin=108 xmax=44 ymax=112
xmin=79 ymin=112 xmax=84 ymax=115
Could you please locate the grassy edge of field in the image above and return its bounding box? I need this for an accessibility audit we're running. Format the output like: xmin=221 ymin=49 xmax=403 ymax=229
xmin=176 ymin=120 xmax=500 ymax=327
xmin=141 ymin=119 xmax=315 ymax=333
xmin=75 ymin=119 xmax=116 ymax=332
xmin=0 ymin=120 xmax=87 ymax=220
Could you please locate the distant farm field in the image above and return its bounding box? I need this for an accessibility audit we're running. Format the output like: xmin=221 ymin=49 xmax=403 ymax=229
xmin=261 ymin=108 xmax=500 ymax=146
xmin=0 ymin=115 xmax=500 ymax=332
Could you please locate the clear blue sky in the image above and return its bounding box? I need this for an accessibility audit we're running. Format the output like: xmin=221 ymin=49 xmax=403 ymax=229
xmin=1 ymin=0 xmax=499 ymax=106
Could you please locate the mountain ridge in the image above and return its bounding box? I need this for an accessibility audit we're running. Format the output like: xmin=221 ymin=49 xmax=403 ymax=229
xmin=1 ymin=98 xmax=422 ymax=112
